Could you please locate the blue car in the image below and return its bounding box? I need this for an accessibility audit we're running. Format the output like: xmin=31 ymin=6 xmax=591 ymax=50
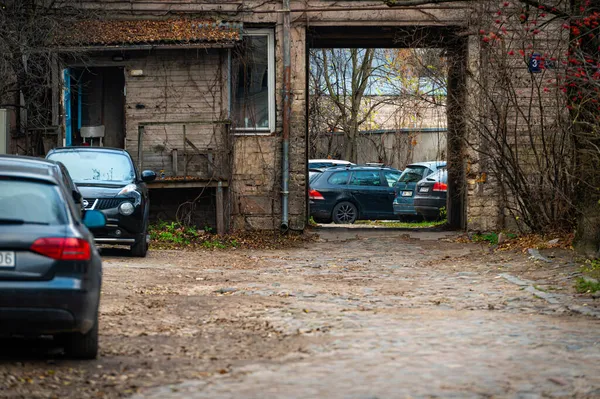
xmin=0 ymin=155 xmax=106 ymax=359
xmin=393 ymin=161 xmax=446 ymax=218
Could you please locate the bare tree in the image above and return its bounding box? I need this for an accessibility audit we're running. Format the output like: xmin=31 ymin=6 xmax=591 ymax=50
xmin=0 ymin=0 xmax=84 ymax=155
xmin=308 ymin=47 xmax=447 ymax=165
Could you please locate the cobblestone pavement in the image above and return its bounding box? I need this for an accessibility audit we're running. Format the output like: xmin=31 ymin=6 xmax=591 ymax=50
xmin=1 ymin=229 xmax=599 ymax=399
xmin=133 ymin=229 xmax=600 ymax=399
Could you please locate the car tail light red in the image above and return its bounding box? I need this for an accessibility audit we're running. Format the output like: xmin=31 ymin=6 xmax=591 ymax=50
xmin=309 ymin=189 xmax=325 ymax=200
xmin=432 ymin=182 xmax=448 ymax=192
xmin=31 ymin=238 xmax=91 ymax=261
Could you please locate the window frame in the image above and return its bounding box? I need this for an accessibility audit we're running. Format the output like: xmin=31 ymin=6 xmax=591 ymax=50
xmin=232 ymin=29 xmax=276 ymax=135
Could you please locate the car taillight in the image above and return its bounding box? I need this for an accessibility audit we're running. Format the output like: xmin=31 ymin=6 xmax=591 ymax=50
xmin=432 ymin=182 xmax=448 ymax=192
xmin=31 ymin=238 xmax=91 ymax=261
xmin=309 ymin=189 xmax=325 ymax=200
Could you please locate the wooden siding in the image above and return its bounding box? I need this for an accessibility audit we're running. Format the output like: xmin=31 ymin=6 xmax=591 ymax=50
xmin=124 ymin=49 xmax=229 ymax=179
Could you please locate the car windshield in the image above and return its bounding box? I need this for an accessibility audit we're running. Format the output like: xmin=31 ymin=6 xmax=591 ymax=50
xmin=48 ymin=151 xmax=135 ymax=185
xmin=0 ymin=179 xmax=66 ymax=225
xmin=398 ymin=166 xmax=428 ymax=183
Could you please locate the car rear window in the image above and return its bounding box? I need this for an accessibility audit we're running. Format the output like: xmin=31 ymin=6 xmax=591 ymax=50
xmin=328 ymin=171 xmax=350 ymax=185
xmin=398 ymin=166 xmax=429 ymax=183
xmin=47 ymin=151 xmax=135 ymax=185
xmin=0 ymin=179 xmax=66 ymax=225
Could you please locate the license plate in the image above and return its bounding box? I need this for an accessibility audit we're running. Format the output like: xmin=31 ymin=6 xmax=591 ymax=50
xmin=419 ymin=187 xmax=430 ymax=193
xmin=0 ymin=251 xmax=15 ymax=268
xmin=401 ymin=191 xmax=413 ymax=197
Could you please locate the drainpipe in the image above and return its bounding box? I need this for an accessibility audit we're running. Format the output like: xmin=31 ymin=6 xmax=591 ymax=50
xmin=281 ymin=0 xmax=291 ymax=232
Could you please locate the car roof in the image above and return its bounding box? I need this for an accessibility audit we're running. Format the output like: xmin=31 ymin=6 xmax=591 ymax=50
xmin=324 ymin=165 xmax=400 ymax=172
xmin=0 ymin=155 xmax=61 ymax=184
xmin=309 ymin=159 xmax=354 ymax=164
xmin=406 ymin=161 xmax=446 ymax=168
xmin=48 ymin=146 xmax=129 ymax=154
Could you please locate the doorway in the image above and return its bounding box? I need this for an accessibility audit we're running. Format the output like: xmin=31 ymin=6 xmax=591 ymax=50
xmin=67 ymin=67 xmax=125 ymax=148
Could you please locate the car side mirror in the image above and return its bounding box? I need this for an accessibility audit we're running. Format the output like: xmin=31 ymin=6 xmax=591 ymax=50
xmin=141 ymin=170 xmax=157 ymax=182
xmin=72 ymin=190 xmax=82 ymax=202
xmin=83 ymin=210 xmax=106 ymax=229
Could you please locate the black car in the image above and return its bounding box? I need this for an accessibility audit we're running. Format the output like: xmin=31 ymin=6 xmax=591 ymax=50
xmin=309 ymin=165 xmax=402 ymax=224
xmin=46 ymin=147 xmax=156 ymax=257
xmin=0 ymin=155 xmax=106 ymax=359
xmin=413 ymin=168 xmax=448 ymax=220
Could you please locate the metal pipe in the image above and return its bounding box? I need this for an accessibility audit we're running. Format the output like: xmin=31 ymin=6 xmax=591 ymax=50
xmin=281 ymin=0 xmax=291 ymax=232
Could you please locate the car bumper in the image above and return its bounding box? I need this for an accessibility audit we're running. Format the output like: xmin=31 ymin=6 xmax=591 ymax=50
xmin=393 ymin=203 xmax=418 ymax=216
xmin=0 ymin=277 xmax=99 ymax=335
xmin=414 ymin=197 xmax=446 ymax=218
xmin=92 ymin=207 xmax=145 ymax=244
xmin=309 ymin=201 xmax=333 ymax=219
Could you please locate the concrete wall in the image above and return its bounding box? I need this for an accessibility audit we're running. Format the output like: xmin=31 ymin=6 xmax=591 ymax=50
xmin=314 ymin=130 xmax=446 ymax=170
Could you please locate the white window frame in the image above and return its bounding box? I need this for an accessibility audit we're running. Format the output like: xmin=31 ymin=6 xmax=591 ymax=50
xmin=232 ymin=29 xmax=275 ymax=135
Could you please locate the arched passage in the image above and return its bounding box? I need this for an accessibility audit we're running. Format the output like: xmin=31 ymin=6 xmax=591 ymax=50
xmin=305 ymin=25 xmax=467 ymax=229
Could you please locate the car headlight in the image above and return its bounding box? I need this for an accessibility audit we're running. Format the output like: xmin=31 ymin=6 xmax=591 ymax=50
xmin=117 ymin=184 xmax=137 ymax=196
xmin=118 ymin=202 xmax=135 ymax=216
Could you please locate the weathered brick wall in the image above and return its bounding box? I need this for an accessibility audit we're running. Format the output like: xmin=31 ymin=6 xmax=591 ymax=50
xmin=465 ymin=1 xmax=570 ymax=232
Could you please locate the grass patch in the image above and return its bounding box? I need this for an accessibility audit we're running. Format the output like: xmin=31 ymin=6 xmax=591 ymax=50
xmin=149 ymin=221 xmax=314 ymax=250
xmin=354 ymin=219 xmax=447 ymax=228
xmin=575 ymin=277 xmax=600 ymax=294
xmin=581 ymin=259 xmax=600 ymax=280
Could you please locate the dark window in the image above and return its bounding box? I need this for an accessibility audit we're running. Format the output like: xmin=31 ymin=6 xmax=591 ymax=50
xmin=350 ymin=171 xmax=382 ymax=186
xmin=0 ymin=180 xmax=66 ymax=225
xmin=232 ymin=33 xmax=272 ymax=131
xmin=383 ymin=171 xmax=401 ymax=187
xmin=398 ymin=166 xmax=428 ymax=183
xmin=328 ymin=171 xmax=350 ymax=185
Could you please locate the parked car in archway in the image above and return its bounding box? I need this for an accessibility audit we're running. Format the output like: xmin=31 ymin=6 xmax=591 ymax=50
xmin=393 ymin=161 xmax=446 ymax=219
xmin=309 ymin=165 xmax=402 ymax=224
xmin=413 ymin=168 xmax=448 ymax=220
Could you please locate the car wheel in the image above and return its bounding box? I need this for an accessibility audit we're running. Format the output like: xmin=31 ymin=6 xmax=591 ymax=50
xmin=131 ymin=231 xmax=148 ymax=257
xmin=131 ymin=221 xmax=149 ymax=257
xmin=332 ymin=201 xmax=358 ymax=224
xmin=63 ymin=319 xmax=98 ymax=360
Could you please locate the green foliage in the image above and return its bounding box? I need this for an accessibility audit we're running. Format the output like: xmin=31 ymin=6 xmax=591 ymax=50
xmin=439 ymin=206 xmax=447 ymax=220
xmin=581 ymin=259 xmax=600 ymax=280
xmin=471 ymin=232 xmax=499 ymax=245
xmin=575 ymin=277 xmax=600 ymax=294
xmin=149 ymin=221 xmax=234 ymax=249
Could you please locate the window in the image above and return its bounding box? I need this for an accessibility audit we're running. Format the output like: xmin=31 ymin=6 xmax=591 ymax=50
xmin=398 ymin=166 xmax=428 ymax=183
xmin=350 ymin=171 xmax=382 ymax=186
xmin=383 ymin=171 xmax=401 ymax=187
xmin=328 ymin=171 xmax=350 ymax=185
xmin=47 ymin=150 xmax=135 ymax=185
xmin=0 ymin=180 xmax=67 ymax=225
xmin=232 ymin=29 xmax=275 ymax=133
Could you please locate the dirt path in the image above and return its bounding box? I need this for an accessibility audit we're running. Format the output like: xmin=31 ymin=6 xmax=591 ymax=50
xmin=1 ymin=229 xmax=599 ymax=398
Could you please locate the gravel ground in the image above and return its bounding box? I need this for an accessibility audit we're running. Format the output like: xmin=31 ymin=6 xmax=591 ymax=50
xmin=1 ymin=228 xmax=599 ymax=399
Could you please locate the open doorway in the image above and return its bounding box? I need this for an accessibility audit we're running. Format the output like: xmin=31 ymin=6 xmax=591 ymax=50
xmin=66 ymin=67 xmax=125 ymax=148
xmin=306 ymin=26 xmax=466 ymax=230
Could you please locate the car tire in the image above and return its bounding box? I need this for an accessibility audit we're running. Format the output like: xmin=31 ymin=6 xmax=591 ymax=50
xmin=63 ymin=319 xmax=99 ymax=360
xmin=131 ymin=233 xmax=148 ymax=257
xmin=332 ymin=201 xmax=358 ymax=224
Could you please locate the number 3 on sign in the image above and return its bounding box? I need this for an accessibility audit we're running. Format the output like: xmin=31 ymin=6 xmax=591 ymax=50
xmin=529 ymin=52 xmax=543 ymax=73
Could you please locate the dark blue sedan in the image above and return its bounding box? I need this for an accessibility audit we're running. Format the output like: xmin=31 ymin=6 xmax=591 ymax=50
xmin=0 ymin=155 xmax=106 ymax=359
